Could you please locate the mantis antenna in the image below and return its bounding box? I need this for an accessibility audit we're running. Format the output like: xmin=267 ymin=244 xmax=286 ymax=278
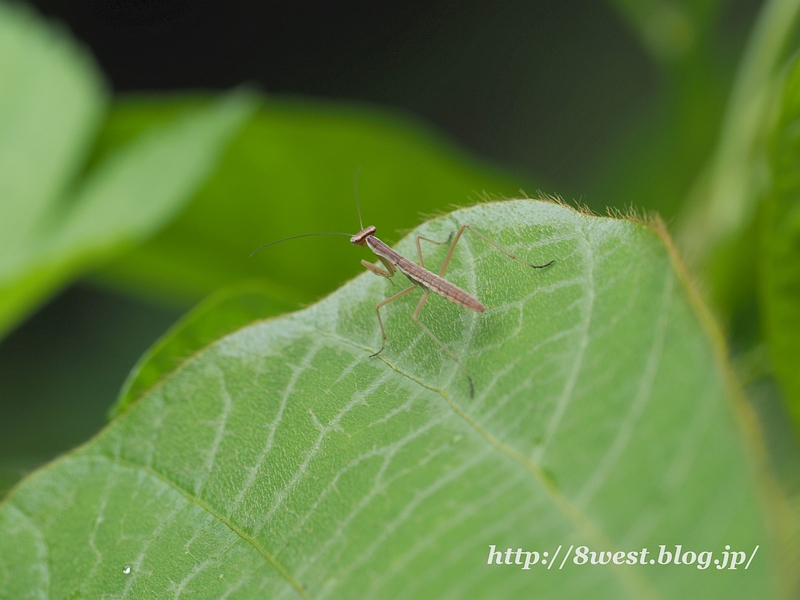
xmin=250 ymin=169 xmax=366 ymax=257
xmin=249 ymin=232 xmax=353 ymax=257
xmin=354 ymin=166 xmax=364 ymax=230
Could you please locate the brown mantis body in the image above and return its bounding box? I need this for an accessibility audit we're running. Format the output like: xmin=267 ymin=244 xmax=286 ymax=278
xmin=350 ymin=223 xmax=554 ymax=396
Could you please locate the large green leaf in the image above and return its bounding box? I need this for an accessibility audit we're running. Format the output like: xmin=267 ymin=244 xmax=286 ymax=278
xmin=90 ymin=96 xmax=531 ymax=307
xmin=761 ymin=54 xmax=800 ymax=434
xmin=0 ymin=201 xmax=782 ymax=598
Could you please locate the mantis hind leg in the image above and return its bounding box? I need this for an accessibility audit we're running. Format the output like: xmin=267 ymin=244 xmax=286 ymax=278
xmin=439 ymin=224 xmax=555 ymax=277
xmin=415 ymin=232 xmax=452 ymax=268
xmin=411 ymin=290 xmax=475 ymax=398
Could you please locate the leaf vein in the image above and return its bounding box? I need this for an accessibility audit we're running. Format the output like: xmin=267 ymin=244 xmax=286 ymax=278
xmin=575 ymin=267 xmax=674 ymax=507
xmin=92 ymin=453 xmax=310 ymax=600
xmin=533 ymin=223 xmax=596 ymax=462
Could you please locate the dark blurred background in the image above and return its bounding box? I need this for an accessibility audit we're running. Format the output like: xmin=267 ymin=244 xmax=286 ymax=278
xmin=0 ymin=0 xmax=763 ymax=494
xmin=32 ymin=0 xmax=670 ymax=189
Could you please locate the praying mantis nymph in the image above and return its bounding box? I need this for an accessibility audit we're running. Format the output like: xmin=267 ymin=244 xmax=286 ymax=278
xmin=251 ymin=181 xmax=555 ymax=396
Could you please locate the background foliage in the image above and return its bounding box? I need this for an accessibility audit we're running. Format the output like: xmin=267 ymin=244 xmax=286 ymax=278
xmin=1 ymin=0 xmax=800 ymax=597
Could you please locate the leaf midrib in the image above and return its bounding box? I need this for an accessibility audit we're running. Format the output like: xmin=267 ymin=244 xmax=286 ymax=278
xmin=311 ymin=328 xmax=661 ymax=600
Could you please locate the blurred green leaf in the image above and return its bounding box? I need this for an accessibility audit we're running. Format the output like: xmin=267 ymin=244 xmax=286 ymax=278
xmin=111 ymin=279 xmax=296 ymax=419
xmin=594 ymin=0 xmax=733 ymax=221
xmin=761 ymin=54 xmax=800 ymax=435
xmin=609 ymin=0 xmax=718 ymax=64
xmin=0 ymin=2 xmax=105 ymax=254
xmin=599 ymin=0 xmax=799 ymax=235
xmin=677 ymin=0 xmax=800 ymax=268
xmin=0 ymin=0 xmax=105 ymax=332
xmin=0 ymin=63 xmax=254 ymax=337
xmin=91 ymin=96 xmax=532 ymax=308
xmin=0 ymin=201 xmax=783 ymax=599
